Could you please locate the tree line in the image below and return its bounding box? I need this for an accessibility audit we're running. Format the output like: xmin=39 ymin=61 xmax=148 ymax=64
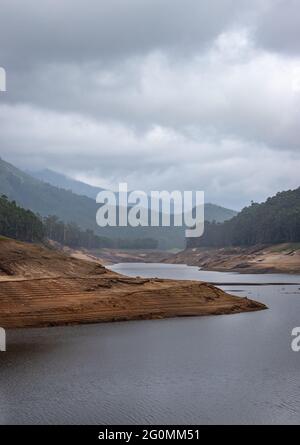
xmin=0 ymin=195 xmax=158 ymax=249
xmin=187 ymin=188 xmax=300 ymax=248
xmin=0 ymin=194 xmax=44 ymax=242
xmin=43 ymin=215 xmax=158 ymax=249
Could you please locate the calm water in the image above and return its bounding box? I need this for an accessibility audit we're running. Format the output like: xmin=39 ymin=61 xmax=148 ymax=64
xmin=1 ymin=263 xmax=300 ymax=425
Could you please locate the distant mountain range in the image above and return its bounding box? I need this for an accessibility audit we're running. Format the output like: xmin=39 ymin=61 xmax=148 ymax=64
xmin=0 ymin=158 xmax=237 ymax=248
xmin=30 ymin=168 xmax=237 ymax=221
xmin=30 ymin=168 xmax=104 ymax=199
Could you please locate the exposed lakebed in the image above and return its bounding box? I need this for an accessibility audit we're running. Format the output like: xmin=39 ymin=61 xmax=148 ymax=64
xmin=1 ymin=263 xmax=300 ymax=424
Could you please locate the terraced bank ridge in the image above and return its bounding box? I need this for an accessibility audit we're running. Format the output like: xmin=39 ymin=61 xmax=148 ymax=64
xmin=0 ymin=239 xmax=266 ymax=328
xmin=165 ymin=244 xmax=300 ymax=274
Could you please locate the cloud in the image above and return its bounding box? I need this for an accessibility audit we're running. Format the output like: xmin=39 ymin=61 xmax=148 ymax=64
xmin=0 ymin=0 xmax=299 ymax=210
xmin=255 ymin=0 xmax=300 ymax=55
xmin=0 ymin=0 xmax=256 ymax=67
xmin=1 ymin=101 xmax=300 ymax=210
xmin=5 ymin=33 xmax=300 ymax=148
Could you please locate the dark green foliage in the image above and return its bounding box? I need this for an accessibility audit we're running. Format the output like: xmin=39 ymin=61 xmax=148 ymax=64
xmin=43 ymin=215 xmax=114 ymax=248
xmin=43 ymin=215 xmax=158 ymax=249
xmin=188 ymin=188 xmax=300 ymax=248
xmin=0 ymin=196 xmax=159 ymax=249
xmin=0 ymin=194 xmax=45 ymax=242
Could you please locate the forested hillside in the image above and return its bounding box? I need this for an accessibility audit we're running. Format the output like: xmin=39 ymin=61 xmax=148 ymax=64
xmin=43 ymin=215 xmax=158 ymax=249
xmin=188 ymin=188 xmax=300 ymax=248
xmin=0 ymin=195 xmax=158 ymax=249
xmin=0 ymin=194 xmax=44 ymax=242
xmin=0 ymin=158 xmax=237 ymax=249
xmin=0 ymin=157 xmax=100 ymax=230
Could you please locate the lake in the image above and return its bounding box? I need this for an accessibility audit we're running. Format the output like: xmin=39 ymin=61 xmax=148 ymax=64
xmin=1 ymin=263 xmax=300 ymax=424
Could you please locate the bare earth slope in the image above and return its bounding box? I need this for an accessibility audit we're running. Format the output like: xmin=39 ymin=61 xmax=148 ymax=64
xmin=0 ymin=238 xmax=266 ymax=328
xmin=165 ymin=244 xmax=300 ymax=274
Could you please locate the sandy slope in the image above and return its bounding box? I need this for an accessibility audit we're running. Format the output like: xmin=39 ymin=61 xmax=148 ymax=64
xmin=165 ymin=244 xmax=300 ymax=274
xmin=0 ymin=239 xmax=266 ymax=328
xmin=61 ymin=245 xmax=171 ymax=265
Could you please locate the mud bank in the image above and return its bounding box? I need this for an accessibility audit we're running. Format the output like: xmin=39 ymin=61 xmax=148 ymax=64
xmin=0 ymin=239 xmax=266 ymax=328
xmin=164 ymin=244 xmax=300 ymax=274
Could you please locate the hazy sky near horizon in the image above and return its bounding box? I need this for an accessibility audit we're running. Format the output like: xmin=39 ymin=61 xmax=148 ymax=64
xmin=0 ymin=0 xmax=300 ymax=209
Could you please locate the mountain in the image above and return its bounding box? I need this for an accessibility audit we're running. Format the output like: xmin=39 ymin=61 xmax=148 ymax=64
xmin=30 ymin=168 xmax=103 ymax=199
xmin=0 ymin=193 xmax=157 ymax=250
xmin=0 ymin=157 xmax=100 ymax=230
xmin=0 ymin=158 xmax=237 ymax=248
xmin=30 ymin=169 xmax=235 ymax=218
xmin=30 ymin=167 xmax=237 ymax=221
xmin=203 ymin=203 xmax=237 ymax=223
xmin=188 ymin=187 xmax=300 ymax=248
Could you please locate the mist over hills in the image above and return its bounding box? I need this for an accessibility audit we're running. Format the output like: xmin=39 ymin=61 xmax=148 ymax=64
xmin=30 ymin=168 xmax=104 ymax=199
xmin=1 ymin=158 xmax=237 ymax=249
xmin=30 ymin=168 xmax=237 ymax=220
xmin=30 ymin=169 xmax=235 ymax=217
xmin=0 ymin=158 xmax=99 ymax=231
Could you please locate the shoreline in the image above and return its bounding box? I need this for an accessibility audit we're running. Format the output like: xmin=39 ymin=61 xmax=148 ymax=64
xmin=161 ymin=244 xmax=300 ymax=275
xmin=70 ymin=243 xmax=300 ymax=275
xmin=206 ymin=281 xmax=300 ymax=286
xmin=0 ymin=239 xmax=267 ymax=329
xmin=0 ymin=274 xmax=267 ymax=329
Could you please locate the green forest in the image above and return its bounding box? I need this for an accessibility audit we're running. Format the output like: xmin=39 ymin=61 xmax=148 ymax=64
xmin=43 ymin=215 xmax=158 ymax=249
xmin=3 ymin=184 xmax=300 ymax=251
xmin=0 ymin=157 xmax=237 ymax=249
xmin=0 ymin=195 xmax=158 ymax=249
xmin=188 ymin=188 xmax=300 ymax=248
xmin=0 ymin=194 xmax=44 ymax=242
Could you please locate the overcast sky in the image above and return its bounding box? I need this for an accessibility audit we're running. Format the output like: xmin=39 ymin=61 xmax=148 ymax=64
xmin=0 ymin=0 xmax=300 ymax=209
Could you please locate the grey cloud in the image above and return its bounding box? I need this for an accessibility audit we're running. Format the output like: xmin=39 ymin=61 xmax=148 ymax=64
xmin=5 ymin=44 xmax=300 ymax=152
xmin=1 ymin=103 xmax=300 ymax=210
xmin=0 ymin=0 xmax=253 ymax=68
xmin=0 ymin=0 xmax=299 ymax=210
xmin=255 ymin=0 xmax=300 ymax=55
